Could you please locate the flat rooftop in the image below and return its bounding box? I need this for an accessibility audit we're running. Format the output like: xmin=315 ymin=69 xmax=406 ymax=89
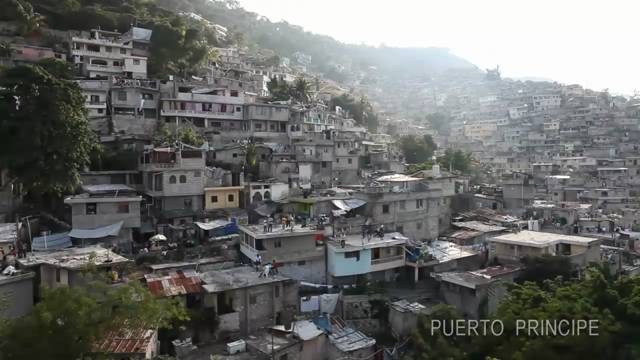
xmin=328 ymin=232 xmax=408 ymax=252
xmin=420 ymin=240 xmax=478 ymax=263
xmin=200 ymin=266 xmax=290 ymax=293
xmin=490 ymin=230 xmax=601 ymax=248
xmin=0 ymin=271 xmax=35 ymax=286
xmin=436 ymin=265 xmax=520 ymax=289
xmin=452 ymin=221 xmax=507 ymax=233
xmin=17 ymin=246 xmax=129 ymax=269
xmin=238 ymin=223 xmax=320 ymax=238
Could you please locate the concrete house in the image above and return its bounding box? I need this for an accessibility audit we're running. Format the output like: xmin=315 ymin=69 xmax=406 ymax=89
xmin=70 ymin=28 xmax=149 ymax=79
xmin=139 ymin=147 xmax=206 ymax=224
xmin=0 ymin=271 xmax=34 ymax=319
xmin=326 ymin=232 xmax=408 ymax=285
xmin=238 ymin=224 xmax=326 ymax=283
xmin=434 ymin=265 xmax=520 ymax=319
xmin=110 ymin=77 xmax=159 ymax=137
xmin=64 ymin=184 xmax=142 ymax=251
xmin=17 ymin=246 xmax=129 ymax=289
xmin=354 ymin=174 xmax=445 ymax=242
xmin=200 ymin=266 xmax=298 ymax=336
xmin=488 ymin=230 xmax=602 ymax=267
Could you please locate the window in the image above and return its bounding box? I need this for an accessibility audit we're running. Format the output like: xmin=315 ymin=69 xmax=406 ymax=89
xmin=133 ymin=59 xmax=140 ymax=65
xmin=120 ymin=48 xmax=127 ymax=54
xmin=142 ymin=93 xmax=154 ymax=100
xmin=345 ymin=251 xmax=360 ymax=261
xmin=280 ymin=354 xmax=288 ymax=360
xmin=336 ymin=158 xmax=340 ymax=163
xmin=232 ymin=153 xmax=238 ymax=158
xmin=179 ymin=175 xmax=187 ymax=183
xmin=399 ymin=200 xmax=406 ymax=210
xmin=228 ymin=194 xmax=235 ymax=202
xmin=382 ymin=204 xmax=390 ymax=214
xmin=97 ymin=108 xmax=104 ymax=114
xmin=255 ymin=123 xmax=262 ymax=130
xmin=86 ymin=203 xmax=97 ymax=215
xmin=322 ymin=161 xmax=327 ymax=168
xmin=143 ymin=109 xmax=156 ymax=118
xmin=105 ymin=46 xmax=112 ymax=53
xmin=416 ymin=222 xmax=422 ymax=230
xmin=117 ymin=91 xmax=127 ymax=101
xmin=230 ymin=90 xmax=239 ymax=97
xmin=211 ymin=122 xmax=222 ymax=128
xmin=169 ymin=176 xmax=176 ymax=184
xmin=348 ymin=158 xmax=353 ymax=164
xmin=55 ymin=268 xmax=61 ymax=283
xmin=194 ymin=171 xmax=201 ymax=177
xmin=117 ymin=203 xmax=129 ymax=213
xmin=211 ymin=196 xmax=218 ymax=203
xmin=396 ymin=225 xmax=403 ymax=233
xmin=184 ymin=198 xmax=193 ymax=208
xmin=297 ymin=260 xmax=306 ymax=266
xmin=274 ymin=239 xmax=282 ymax=248
xmin=416 ymin=199 xmax=424 ymax=209
xmin=90 ymin=95 xmax=100 ymax=103
xmin=236 ymin=106 xmax=242 ymax=112
xmin=275 ymin=285 xmax=280 ymax=297
xmin=249 ymin=295 xmax=257 ymax=305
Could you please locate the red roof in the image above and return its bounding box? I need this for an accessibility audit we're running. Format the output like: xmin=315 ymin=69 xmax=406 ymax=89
xmin=144 ymin=270 xmax=202 ymax=297
xmin=94 ymin=327 xmax=156 ymax=355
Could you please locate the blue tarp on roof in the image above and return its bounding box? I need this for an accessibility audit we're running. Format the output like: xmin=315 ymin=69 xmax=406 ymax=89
xmin=32 ymin=232 xmax=72 ymax=251
xmin=312 ymin=314 xmax=332 ymax=333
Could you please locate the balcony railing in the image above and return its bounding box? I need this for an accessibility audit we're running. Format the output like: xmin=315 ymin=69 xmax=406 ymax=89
xmin=371 ymin=254 xmax=404 ymax=265
xmin=161 ymin=109 xmax=242 ymax=119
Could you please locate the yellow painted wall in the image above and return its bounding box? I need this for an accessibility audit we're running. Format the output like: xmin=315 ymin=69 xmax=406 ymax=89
xmin=205 ymin=187 xmax=241 ymax=209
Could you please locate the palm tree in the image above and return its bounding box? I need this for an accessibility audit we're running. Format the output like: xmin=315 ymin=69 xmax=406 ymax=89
xmin=290 ymin=77 xmax=311 ymax=104
xmin=14 ymin=0 xmax=45 ymax=36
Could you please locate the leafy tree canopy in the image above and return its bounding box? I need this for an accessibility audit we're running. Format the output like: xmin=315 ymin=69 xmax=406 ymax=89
xmin=399 ymin=134 xmax=437 ymax=164
xmin=410 ymin=267 xmax=640 ymax=360
xmin=330 ymin=94 xmax=379 ymax=132
xmin=0 ymin=274 xmax=188 ymax=360
xmin=153 ymin=126 xmax=205 ymax=147
xmin=0 ymin=63 xmax=99 ymax=196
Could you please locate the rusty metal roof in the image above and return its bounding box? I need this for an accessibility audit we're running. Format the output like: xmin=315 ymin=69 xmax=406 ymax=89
xmin=94 ymin=327 xmax=156 ymax=355
xmin=144 ymin=270 xmax=202 ymax=297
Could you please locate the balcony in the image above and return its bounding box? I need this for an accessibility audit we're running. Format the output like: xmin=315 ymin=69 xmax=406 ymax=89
xmin=86 ymin=63 xmax=122 ymax=73
xmin=161 ymin=109 xmax=243 ymax=120
xmin=86 ymin=101 xmax=107 ymax=109
xmin=371 ymin=254 xmax=404 ymax=265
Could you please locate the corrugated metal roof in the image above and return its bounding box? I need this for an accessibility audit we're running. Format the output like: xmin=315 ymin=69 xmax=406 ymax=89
xmin=94 ymin=326 xmax=155 ymax=355
xmin=144 ymin=270 xmax=202 ymax=297
xmin=0 ymin=223 xmax=17 ymax=243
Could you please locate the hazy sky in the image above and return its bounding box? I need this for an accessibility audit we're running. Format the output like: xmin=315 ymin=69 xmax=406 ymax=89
xmin=238 ymin=0 xmax=639 ymax=95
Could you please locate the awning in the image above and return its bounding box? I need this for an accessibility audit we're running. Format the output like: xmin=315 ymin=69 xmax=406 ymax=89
xmin=331 ymin=199 xmax=366 ymax=211
xmin=32 ymin=232 xmax=72 ymax=251
xmin=194 ymin=220 xmax=231 ymax=231
xmin=69 ymin=221 xmax=123 ymax=239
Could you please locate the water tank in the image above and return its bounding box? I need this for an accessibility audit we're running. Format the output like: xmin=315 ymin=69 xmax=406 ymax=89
xmin=226 ymin=340 xmax=246 ymax=355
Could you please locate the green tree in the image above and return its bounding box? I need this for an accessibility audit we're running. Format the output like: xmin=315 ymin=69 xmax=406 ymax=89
xmin=0 ymin=64 xmax=99 ymax=196
xmin=399 ymin=135 xmax=437 ymax=164
xmin=410 ymin=267 xmax=640 ymax=360
xmin=518 ymin=255 xmax=573 ymax=284
xmin=290 ymin=76 xmax=311 ymax=104
xmin=412 ymin=304 xmax=469 ymax=360
xmin=0 ymin=279 xmax=188 ymax=360
xmin=153 ymin=126 xmax=205 ymax=147
xmin=13 ymin=0 xmax=45 ymax=36
xmin=426 ymin=112 xmax=450 ymax=133
xmin=439 ymin=149 xmax=472 ymax=173
xmin=267 ymin=76 xmax=291 ymax=101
